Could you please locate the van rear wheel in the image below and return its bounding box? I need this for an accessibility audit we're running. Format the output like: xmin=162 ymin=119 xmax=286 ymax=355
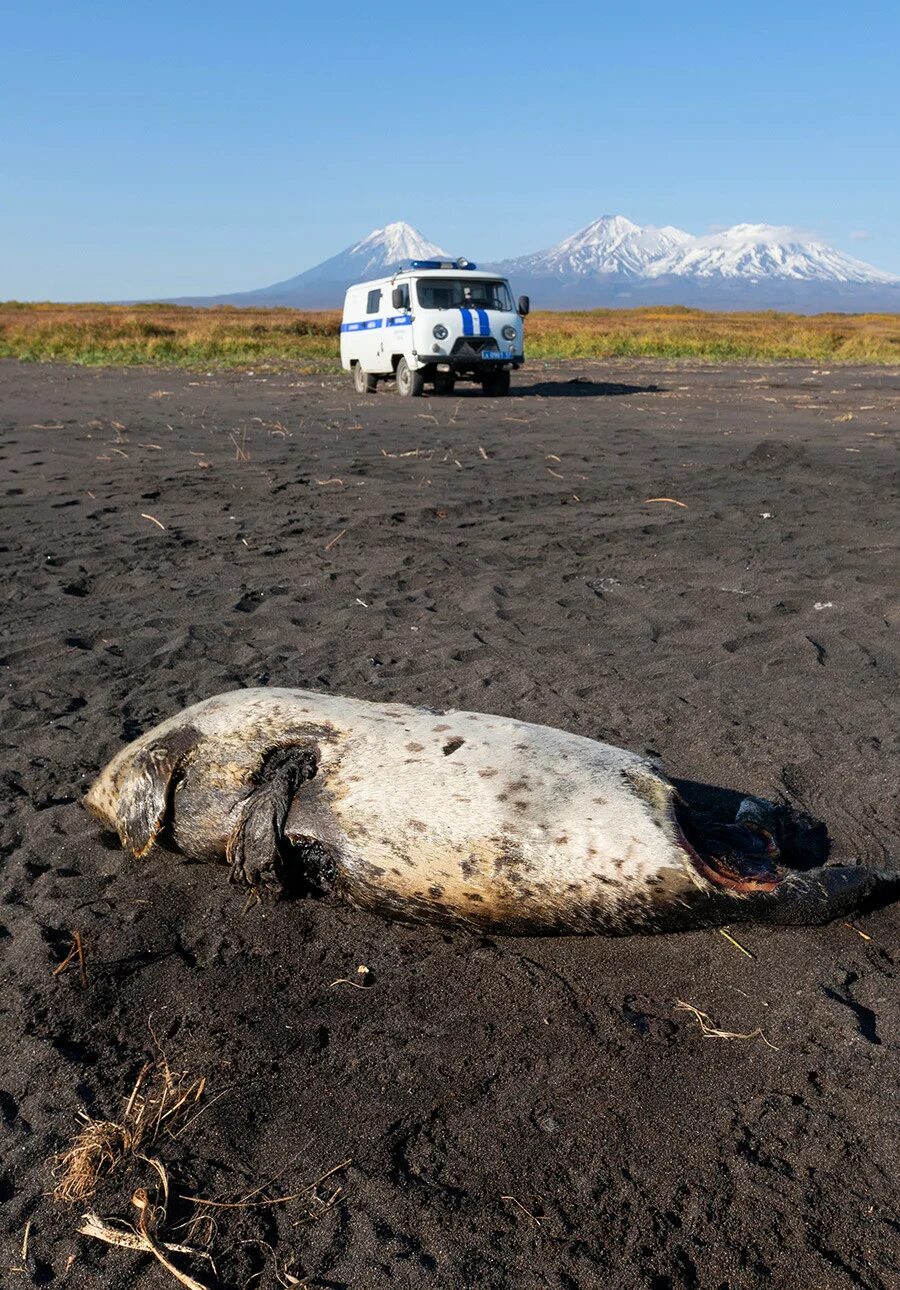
xmin=481 ymin=370 xmax=511 ymax=397
xmin=396 ymin=357 xmax=425 ymax=398
xmin=353 ymin=363 xmax=376 ymax=395
xmin=433 ymin=375 xmax=455 ymax=395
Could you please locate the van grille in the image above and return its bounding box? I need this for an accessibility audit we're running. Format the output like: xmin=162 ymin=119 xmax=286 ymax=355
xmin=451 ymin=337 xmax=497 ymax=357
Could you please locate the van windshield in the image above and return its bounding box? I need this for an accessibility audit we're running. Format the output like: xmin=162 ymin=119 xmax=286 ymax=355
xmin=416 ymin=278 xmax=513 ymax=311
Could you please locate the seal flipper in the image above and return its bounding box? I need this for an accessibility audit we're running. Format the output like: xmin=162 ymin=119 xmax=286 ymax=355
xmin=226 ymin=745 xmax=318 ymax=895
xmin=107 ymin=725 xmax=201 ymax=859
xmin=753 ymin=862 xmax=885 ymax=926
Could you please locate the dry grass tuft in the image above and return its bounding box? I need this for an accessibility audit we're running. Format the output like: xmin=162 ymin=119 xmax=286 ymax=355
xmin=54 ymin=1056 xmax=211 ymax=1287
xmin=53 ymin=1050 xmax=348 ymax=1287
xmin=53 ymin=1057 xmax=205 ymax=1204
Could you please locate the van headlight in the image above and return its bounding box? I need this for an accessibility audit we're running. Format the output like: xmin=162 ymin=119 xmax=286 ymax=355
xmin=433 ymin=323 xmax=448 ymax=340
xmin=502 ymin=324 xmax=517 ymax=342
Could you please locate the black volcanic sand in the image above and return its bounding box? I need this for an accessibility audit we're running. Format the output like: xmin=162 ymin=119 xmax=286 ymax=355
xmin=1 ymin=358 xmax=898 ymax=1290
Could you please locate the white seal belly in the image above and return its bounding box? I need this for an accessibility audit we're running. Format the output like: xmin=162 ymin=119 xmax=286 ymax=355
xmin=84 ymin=688 xmax=883 ymax=935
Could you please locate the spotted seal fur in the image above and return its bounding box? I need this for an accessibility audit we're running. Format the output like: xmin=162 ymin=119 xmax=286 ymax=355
xmin=84 ymin=688 xmax=887 ymax=934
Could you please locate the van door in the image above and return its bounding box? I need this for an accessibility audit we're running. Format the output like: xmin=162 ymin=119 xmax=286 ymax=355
xmin=359 ymin=285 xmax=390 ymax=373
xmin=384 ymin=279 xmax=412 ymax=369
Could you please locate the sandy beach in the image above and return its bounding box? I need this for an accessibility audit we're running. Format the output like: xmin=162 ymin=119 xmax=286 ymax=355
xmin=1 ymin=358 xmax=897 ymax=1289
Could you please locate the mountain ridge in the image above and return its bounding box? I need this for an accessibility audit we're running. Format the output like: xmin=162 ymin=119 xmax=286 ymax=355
xmin=168 ymin=217 xmax=900 ymax=313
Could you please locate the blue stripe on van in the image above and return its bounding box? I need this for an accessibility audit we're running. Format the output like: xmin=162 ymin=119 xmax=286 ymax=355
xmin=340 ymin=319 xmax=383 ymax=332
xmin=460 ymin=308 xmax=474 ymax=336
xmin=475 ymin=308 xmax=490 ymax=336
xmin=385 ymin=314 xmax=412 ymax=327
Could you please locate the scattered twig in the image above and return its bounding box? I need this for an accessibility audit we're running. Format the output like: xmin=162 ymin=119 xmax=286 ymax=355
xmin=79 ymin=1198 xmax=211 ymax=1290
xmin=330 ymin=965 xmax=372 ymax=989
xmin=53 ymin=929 xmax=88 ymax=988
xmin=141 ymin=513 xmax=166 ymax=531
xmin=843 ymin=922 xmax=872 ymax=942
xmin=183 ymin=1159 xmax=351 ymax=1212
xmin=644 ymin=497 xmax=688 ymax=508
xmin=718 ymin=928 xmax=755 ymax=959
xmin=133 ymin=1188 xmax=211 ymax=1290
xmin=501 ymin=1194 xmax=544 ymax=1226
xmin=315 ymin=478 xmax=343 ymax=486
xmin=238 ymin=1239 xmax=305 ymax=1286
xmin=675 ymin=1000 xmax=778 ymax=1050
xmin=230 ymin=429 xmax=250 ymax=461
xmin=323 ymin=529 xmax=346 ymax=552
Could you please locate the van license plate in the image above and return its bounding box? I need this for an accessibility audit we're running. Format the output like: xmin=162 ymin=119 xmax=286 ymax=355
xmin=482 ymin=350 xmax=512 ymax=360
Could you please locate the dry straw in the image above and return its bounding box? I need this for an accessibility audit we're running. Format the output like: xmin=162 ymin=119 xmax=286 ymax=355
xmin=675 ymin=1000 xmax=778 ymax=1050
xmin=53 ymin=1057 xmax=205 ymax=1205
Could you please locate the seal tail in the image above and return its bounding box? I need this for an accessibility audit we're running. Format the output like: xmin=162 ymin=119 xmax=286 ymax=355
xmin=763 ymin=861 xmax=898 ymax=926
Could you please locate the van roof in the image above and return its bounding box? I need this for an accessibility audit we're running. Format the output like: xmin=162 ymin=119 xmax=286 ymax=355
xmin=346 ymin=267 xmax=508 ymax=292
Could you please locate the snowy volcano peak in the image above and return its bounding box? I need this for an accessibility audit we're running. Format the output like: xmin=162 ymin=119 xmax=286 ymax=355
xmin=652 ymin=223 xmax=900 ymax=285
xmin=498 ymin=214 xmax=694 ymax=278
xmin=348 ymin=221 xmax=448 ymax=270
xmin=562 ymin=214 xmax=642 ymax=246
xmin=174 ymin=221 xmax=452 ymax=309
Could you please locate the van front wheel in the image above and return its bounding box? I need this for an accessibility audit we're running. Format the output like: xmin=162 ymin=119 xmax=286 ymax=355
xmin=481 ymin=370 xmax=511 ymax=397
xmin=354 ymin=363 xmax=376 ymax=394
xmin=396 ymin=358 xmax=425 ymax=398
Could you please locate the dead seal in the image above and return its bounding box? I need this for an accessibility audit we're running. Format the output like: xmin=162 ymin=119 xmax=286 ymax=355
xmin=85 ymin=688 xmax=888 ymax=934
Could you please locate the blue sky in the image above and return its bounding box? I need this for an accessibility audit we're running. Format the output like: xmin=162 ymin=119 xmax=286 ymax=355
xmin=2 ymin=1 xmax=898 ymax=299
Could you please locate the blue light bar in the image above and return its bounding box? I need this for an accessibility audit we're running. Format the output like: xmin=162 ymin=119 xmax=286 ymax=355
xmin=396 ymin=258 xmax=478 ymax=271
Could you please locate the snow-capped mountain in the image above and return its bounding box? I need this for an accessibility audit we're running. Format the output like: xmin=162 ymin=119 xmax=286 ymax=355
xmin=170 ymin=222 xmax=448 ymax=310
xmin=490 ymin=217 xmax=900 ymax=310
xmin=648 ymin=223 xmax=900 ymax=285
xmin=169 ymin=217 xmax=900 ymax=313
xmin=496 ymin=215 xmax=693 ymax=280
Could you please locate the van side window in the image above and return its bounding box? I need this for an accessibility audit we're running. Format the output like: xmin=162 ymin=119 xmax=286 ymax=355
xmin=366 ymin=289 xmax=381 ymax=314
xmin=396 ymin=284 xmax=410 ymax=309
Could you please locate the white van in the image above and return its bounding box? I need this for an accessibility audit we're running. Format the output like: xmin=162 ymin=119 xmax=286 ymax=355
xmin=340 ymin=258 xmax=529 ymax=397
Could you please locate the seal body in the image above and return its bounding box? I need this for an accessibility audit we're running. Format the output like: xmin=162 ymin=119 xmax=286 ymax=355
xmin=85 ymin=688 xmax=879 ymax=934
